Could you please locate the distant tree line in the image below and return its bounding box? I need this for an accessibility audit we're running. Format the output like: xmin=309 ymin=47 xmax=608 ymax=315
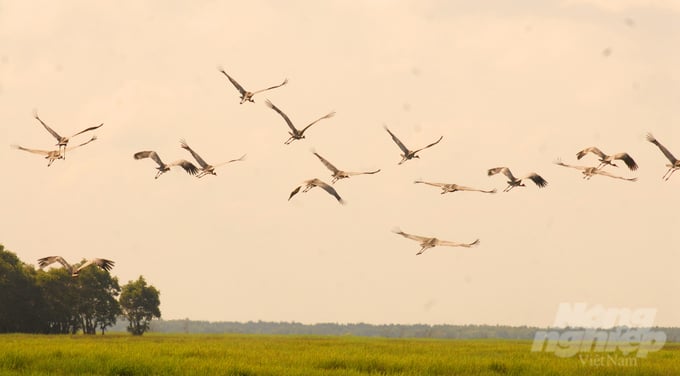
xmin=119 ymin=320 xmax=680 ymax=342
xmin=0 ymin=244 xmax=160 ymax=335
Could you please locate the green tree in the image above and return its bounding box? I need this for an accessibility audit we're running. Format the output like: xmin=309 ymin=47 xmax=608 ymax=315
xmin=74 ymin=262 xmax=121 ymax=335
xmin=34 ymin=267 xmax=80 ymax=334
xmin=119 ymin=276 xmax=161 ymax=335
xmin=0 ymin=245 xmax=43 ymax=333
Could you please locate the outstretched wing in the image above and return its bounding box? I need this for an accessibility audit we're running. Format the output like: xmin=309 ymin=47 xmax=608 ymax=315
xmin=453 ymin=185 xmax=497 ymax=193
xmin=313 ymin=179 xmax=345 ymax=204
xmin=391 ymin=228 xmax=430 ymax=243
xmin=251 ymin=78 xmax=288 ymax=95
xmin=576 ymin=146 xmax=606 ymax=160
xmin=76 ymin=258 xmax=115 ymax=273
xmin=437 ymin=239 xmax=480 ymax=248
xmin=219 ymin=69 xmax=246 ymax=95
xmin=413 ymin=136 xmax=443 ymax=154
xmin=488 ymin=167 xmax=517 ymax=181
xmin=179 ymin=139 xmax=210 ymax=168
xmin=313 ymin=152 xmax=339 ymax=173
xmin=594 ymin=169 xmax=637 ymax=181
xmin=646 ymin=133 xmax=678 ymax=164
xmin=345 ymin=169 xmax=381 ymax=177
xmin=65 ymin=135 xmax=97 ymax=151
xmin=33 ymin=112 xmax=63 ymax=141
xmin=611 ymin=152 xmax=638 ymax=171
xmin=37 ymin=256 xmax=71 ymax=270
xmin=288 ymin=185 xmax=302 ymax=201
xmin=553 ymin=159 xmax=588 ymax=171
xmin=134 ymin=150 xmax=165 ymax=168
xmin=300 ymin=111 xmax=335 ymax=134
xmin=265 ymin=99 xmax=298 ymax=133
xmin=214 ymin=154 xmax=247 ymax=168
xmin=414 ymin=180 xmax=447 ymax=188
xmin=12 ymin=145 xmax=52 ymax=156
xmin=168 ymin=160 xmax=199 ymax=176
xmin=523 ymin=173 xmax=548 ymax=188
xmin=384 ymin=125 xmax=410 ymax=154
xmin=70 ymin=123 xmax=103 ymax=138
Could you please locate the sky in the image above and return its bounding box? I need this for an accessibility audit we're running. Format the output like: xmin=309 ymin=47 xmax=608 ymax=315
xmin=1 ymin=0 xmax=678 ymax=327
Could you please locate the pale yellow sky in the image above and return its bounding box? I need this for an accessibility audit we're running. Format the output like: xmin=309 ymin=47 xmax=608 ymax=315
xmin=1 ymin=0 xmax=678 ymax=326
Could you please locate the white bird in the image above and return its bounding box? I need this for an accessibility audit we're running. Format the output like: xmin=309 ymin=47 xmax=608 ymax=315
xmin=264 ymin=99 xmax=335 ymax=144
xmin=646 ymin=133 xmax=680 ymax=181
xmin=12 ymin=135 xmax=97 ymax=167
xmin=553 ymin=159 xmax=637 ymax=181
xmin=133 ymin=150 xmax=199 ymax=179
xmin=313 ymin=151 xmax=381 ymax=184
xmin=414 ymin=180 xmax=497 ymax=194
xmin=487 ymin=167 xmax=548 ymax=192
xmin=392 ymin=228 xmax=480 ymax=255
xmin=288 ymin=178 xmax=345 ymax=204
xmin=180 ymin=139 xmax=246 ymax=178
xmin=37 ymin=256 xmax=114 ymax=277
xmin=384 ymin=125 xmax=443 ymax=165
xmin=33 ymin=111 xmax=103 ymax=160
xmin=219 ymin=68 xmax=288 ymax=104
xmin=576 ymin=146 xmax=638 ymax=170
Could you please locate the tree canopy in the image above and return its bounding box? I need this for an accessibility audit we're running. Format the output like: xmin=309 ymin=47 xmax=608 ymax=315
xmin=0 ymin=244 xmax=158 ymax=335
xmin=119 ymin=276 xmax=161 ymax=335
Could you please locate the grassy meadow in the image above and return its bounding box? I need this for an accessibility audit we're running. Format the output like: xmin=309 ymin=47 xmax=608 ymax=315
xmin=0 ymin=334 xmax=678 ymax=375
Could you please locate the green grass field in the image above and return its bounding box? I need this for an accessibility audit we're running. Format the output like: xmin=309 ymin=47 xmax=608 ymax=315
xmin=0 ymin=334 xmax=678 ymax=375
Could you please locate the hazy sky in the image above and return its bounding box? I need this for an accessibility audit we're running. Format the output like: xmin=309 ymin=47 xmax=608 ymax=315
xmin=1 ymin=0 xmax=678 ymax=326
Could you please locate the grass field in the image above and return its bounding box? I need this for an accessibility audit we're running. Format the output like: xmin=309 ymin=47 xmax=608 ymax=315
xmin=0 ymin=334 xmax=678 ymax=375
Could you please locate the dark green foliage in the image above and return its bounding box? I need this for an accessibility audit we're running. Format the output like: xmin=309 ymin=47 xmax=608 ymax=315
xmin=0 ymin=244 xmax=142 ymax=335
xmin=0 ymin=245 xmax=45 ymax=333
xmin=120 ymin=276 xmax=161 ymax=336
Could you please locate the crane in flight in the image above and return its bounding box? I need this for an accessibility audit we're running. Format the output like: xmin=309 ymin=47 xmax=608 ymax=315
xmin=289 ymin=178 xmax=345 ymax=204
xmin=312 ymin=151 xmax=381 ymax=184
xmin=33 ymin=111 xmax=103 ymax=160
xmin=646 ymin=133 xmax=680 ymax=181
xmin=392 ymin=228 xmax=480 ymax=255
xmin=487 ymin=167 xmax=548 ymax=192
xmin=134 ymin=150 xmax=199 ymax=179
xmin=180 ymin=139 xmax=246 ymax=178
xmin=553 ymin=159 xmax=637 ymax=181
xmin=384 ymin=125 xmax=443 ymax=165
xmin=575 ymin=146 xmax=638 ymax=170
xmin=37 ymin=256 xmax=114 ymax=277
xmin=265 ymin=99 xmax=335 ymax=144
xmin=414 ymin=180 xmax=496 ymax=194
xmin=218 ymin=68 xmax=288 ymax=104
xmin=12 ymin=135 xmax=97 ymax=166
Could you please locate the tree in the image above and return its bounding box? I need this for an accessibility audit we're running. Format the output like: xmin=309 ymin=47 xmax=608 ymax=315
xmin=35 ymin=259 xmax=122 ymax=335
xmin=0 ymin=245 xmax=43 ymax=333
xmin=119 ymin=276 xmax=161 ymax=335
xmin=34 ymin=267 xmax=81 ymax=334
xmin=74 ymin=262 xmax=121 ymax=335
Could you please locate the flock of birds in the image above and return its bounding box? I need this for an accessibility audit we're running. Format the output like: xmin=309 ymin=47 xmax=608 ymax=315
xmin=10 ymin=67 xmax=680 ymax=277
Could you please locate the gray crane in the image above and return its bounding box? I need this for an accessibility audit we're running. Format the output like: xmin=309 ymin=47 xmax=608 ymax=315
xmin=180 ymin=139 xmax=246 ymax=178
xmin=289 ymin=178 xmax=345 ymax=204
xmin=646 ymin=133 xmax=680 ymax=181
xmin=487 ymin=167 xmax=548 ymax=192
xmin=384 ymin=125 xmax=442 ymax=165
xmin=392 ymin=228 xmax=480 ymax=255
xmin=313 ymin=151 xmax=381 ymax=184
xmin=33 ymin=111 xmax=103 ymax=159
xmin=134 ymin=150 xmax=199 ymax=179
xmin=38 ymin=256 xmax=114 ymax=277
xmin=265 ymin=99 xmax=335 ymax=144
xmin=218 ymin=68 xmax=287 ymax=104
